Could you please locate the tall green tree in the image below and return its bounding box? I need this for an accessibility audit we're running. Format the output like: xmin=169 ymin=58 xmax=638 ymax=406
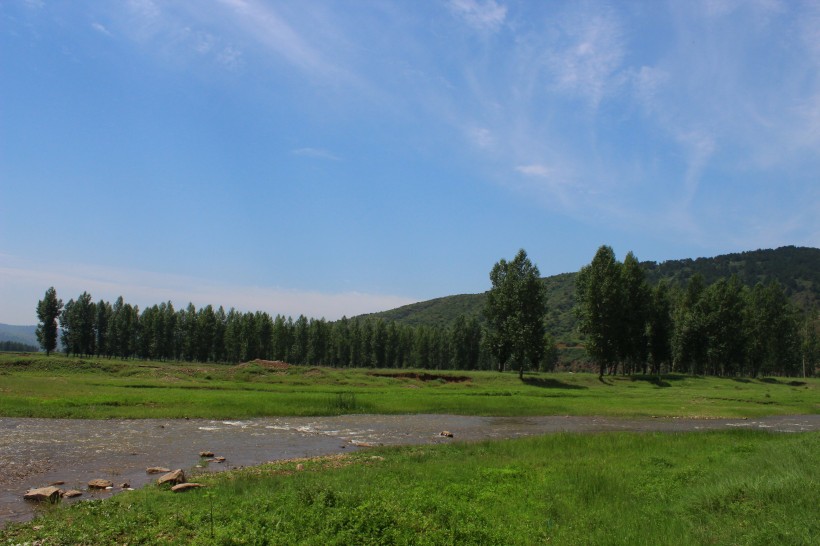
xmin=36 ymin=287 xmax=63 ymax=355
xmin=485 ymin=249 xmax=548 ymax=379
xmin=95 ymin=299 xmax=112 ymax=357
xmin=620 ymin=252 xmax=650 ymax=374
xmin=647 ymin=280 xmax=673 ymax=375
xmin=575 ymin=246 xmax=624 ymax=378
xmin=671 ymin=274 xmax=708 ymax=374
xmin=701 ymin=276 xmax=746 ymax=376
xmin=801 ymin=309 xmax=819 ymax=377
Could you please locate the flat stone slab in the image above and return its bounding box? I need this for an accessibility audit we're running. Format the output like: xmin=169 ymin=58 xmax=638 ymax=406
xmin=157 ymin=469 xmax=185 ymax=486
xmin=23 ymin=487 xmax=61 ymax=503
xmin=171 ymin=483 xmax=205 ymax=493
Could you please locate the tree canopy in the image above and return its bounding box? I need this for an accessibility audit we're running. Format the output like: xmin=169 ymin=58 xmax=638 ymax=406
xmin=36 ymin=287 xmax=63 ymax=356
xmin=484 ymin=249 xmax=548 ymax=379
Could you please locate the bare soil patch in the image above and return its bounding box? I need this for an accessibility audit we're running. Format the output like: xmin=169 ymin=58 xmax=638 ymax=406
xmin=237 ymin=359 xmax=290 ymax=370
xmin=369 ymin=371 xmax=472 ymax=383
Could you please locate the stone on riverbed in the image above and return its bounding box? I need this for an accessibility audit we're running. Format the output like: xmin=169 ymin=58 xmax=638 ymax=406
xmin=146 ymin=466 xmax=171 ymax=474
xmin=157 ymin=469 xmax=185 ymax=486
xmin=62 ymin=490 xmax=82 ymax=498
xmin=24 ymin=487 xmax=61 ymax=503
xmin=171 ymin=483 xmax=205 ymax=493
xmin=88 ymin=479 xmax=114 ymax=489
xmin=199 ymin=450 xmax=215 ymax=457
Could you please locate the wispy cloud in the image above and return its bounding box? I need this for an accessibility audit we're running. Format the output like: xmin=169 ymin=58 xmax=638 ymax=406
xmin=213 ymin=0 xmax=358 ymax=84
xmin=515 ymin=164 xmax=550 ymax=177
xmin=291 ymin=147 xmax=341 ymax=161
xmin=91 ymin=22 xmax=111 ymax=36
xmin=545 ymin=5 xmax=627 ymax=108
xmin=466 ymin=127 xmax=494 ymax=149
xmin=448 ymin=0 xmax=507 ymax=32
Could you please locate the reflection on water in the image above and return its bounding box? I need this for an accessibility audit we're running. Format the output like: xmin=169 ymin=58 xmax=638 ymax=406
xmin=1 ymin=414 xmax=817 ymax=525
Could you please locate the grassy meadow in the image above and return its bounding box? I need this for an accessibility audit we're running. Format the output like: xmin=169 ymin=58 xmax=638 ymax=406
xmin=2 ymin=430 xmax=817 ymax=545
xmin=0 ymin=353 xmax=817 ymax=419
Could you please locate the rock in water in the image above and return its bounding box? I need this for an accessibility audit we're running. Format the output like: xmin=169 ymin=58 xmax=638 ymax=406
xmin=146 ymin=467 xmax=171 ymax=474
xmin=439 ymin=431 xmax=454 ymax=438
xmin=171 ymin=483 xmax=205 ymax=493
xmin=157 ymin=469 xmax=185 ymax=486
xmin=62 ymin=490 xmax=83 ymax=498
xmin=88 ymin=479 xmax=114 ymax=489
xmin=24 ymin=487 xmax=61 ymax=503
xmin=199 ymin=451 xmax=215 ymax=457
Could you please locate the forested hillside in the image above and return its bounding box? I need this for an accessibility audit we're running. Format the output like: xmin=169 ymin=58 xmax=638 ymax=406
xmin=0 ymin=324 xmax=38 ymax=348
xmin=363 ymin=246 xmax=820 ymax=341
xmin=643 ymin=246 xmax=820 ymax=309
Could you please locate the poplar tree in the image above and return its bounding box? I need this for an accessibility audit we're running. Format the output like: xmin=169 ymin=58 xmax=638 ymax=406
xmin=36 ymin=287 xmax=63 ymax=355
xmin=485 ymin=249 xmax=548 ymax=379
xmin=576 ymin=246 xmax=624 ymax=378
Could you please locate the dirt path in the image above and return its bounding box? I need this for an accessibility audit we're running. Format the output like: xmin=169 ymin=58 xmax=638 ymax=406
xmin=2 ymin=414 xmax=818 ymax=525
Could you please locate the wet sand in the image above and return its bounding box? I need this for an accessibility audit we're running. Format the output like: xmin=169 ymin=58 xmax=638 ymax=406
xmin=2 ymin=414 xmax=818 ymax=525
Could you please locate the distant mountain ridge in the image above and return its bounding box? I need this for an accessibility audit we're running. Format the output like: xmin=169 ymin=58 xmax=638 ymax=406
xmin=361 ymin=246 xmax=820 ymax=342
xmin=0 ymin=323 xmax=38 ymax=348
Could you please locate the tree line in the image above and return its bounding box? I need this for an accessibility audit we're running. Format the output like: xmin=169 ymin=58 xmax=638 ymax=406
xmin=34 ymin=286 xmax=557 ymax=371
xmin=576 ymin=246 xmax=818 ymax=378
xmin=0 ymin=341 xmax=39 ymax=352
xmin=34 ymin=245 xmax=818 ymax=377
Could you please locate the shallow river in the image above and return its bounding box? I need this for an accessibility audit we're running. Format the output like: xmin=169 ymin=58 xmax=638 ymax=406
xmin=2 ymin=414 xmax=818 ymax=525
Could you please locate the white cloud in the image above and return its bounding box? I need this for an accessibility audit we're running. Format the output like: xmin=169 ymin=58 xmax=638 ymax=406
xmin=214 ymin=0 xmax=354 ymax=83
xmin=291 ymin=147 xmax=341 ymax=161
xmin=0 ymin=258 xmax=415 ymax=325
xmin=217 ymin=46 xmax=243 ymax=69
xmin=467 ymin=127 xmax=494 ymax=149
xmin=546 ymin=6 xmax=626 ymax=108
xmin=91 ymin=22 xmax=112 ymax=36
xmin=515 ymin=164 xmax=550 ymax=177
xmin=448 ymin=0 xmax=507 ymax=32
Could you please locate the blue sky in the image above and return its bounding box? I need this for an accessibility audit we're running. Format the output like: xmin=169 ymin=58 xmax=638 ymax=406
xmin=1 ymin=0 xmax=819 ymax=325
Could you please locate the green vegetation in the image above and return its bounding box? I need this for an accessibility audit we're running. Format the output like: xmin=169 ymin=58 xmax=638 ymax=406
xmin=35 ymin=246 xmax=820 ymax=375
xmin=1 ymin=353 xmax=817 ymax=419
xmin=3 ymin=430 xmax=817 ymax=545
xmin=36 ymin=286 xmax=63 ymax=356
xmin=485 ymin=249 xmax=548 ymax=377
xmin=0 ymin=340 xmax=38 ymax=352
xmin=365 ymin=246 xmax=820 ymax=338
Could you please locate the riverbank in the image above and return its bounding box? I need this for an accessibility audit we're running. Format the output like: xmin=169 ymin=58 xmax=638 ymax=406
xmin=2 ymin=414 xmax=818 ymax=526
xmin=1 ymin=354 xmax=817 ymax=419
xmin=2 ymin=427 xmax=818 ymax=545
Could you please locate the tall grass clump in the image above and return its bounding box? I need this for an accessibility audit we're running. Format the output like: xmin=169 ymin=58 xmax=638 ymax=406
xmin=326 ymin=391 xmax=361 ymax=414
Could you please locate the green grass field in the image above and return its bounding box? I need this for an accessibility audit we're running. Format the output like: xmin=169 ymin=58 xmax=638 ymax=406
xmin=2 ymin=353 xmax=817 ymax=544
xmin=2 ymin=430 xmax=817 ymax=545
xmin=1 ymin=353 xmax=817 ymax=419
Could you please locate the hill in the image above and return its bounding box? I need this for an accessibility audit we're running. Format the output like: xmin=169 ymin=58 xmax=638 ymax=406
xmin=0 ymin=324 xmax=38 ymax=348
xmin=361 ymin=246 xmax=820 ymax=342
